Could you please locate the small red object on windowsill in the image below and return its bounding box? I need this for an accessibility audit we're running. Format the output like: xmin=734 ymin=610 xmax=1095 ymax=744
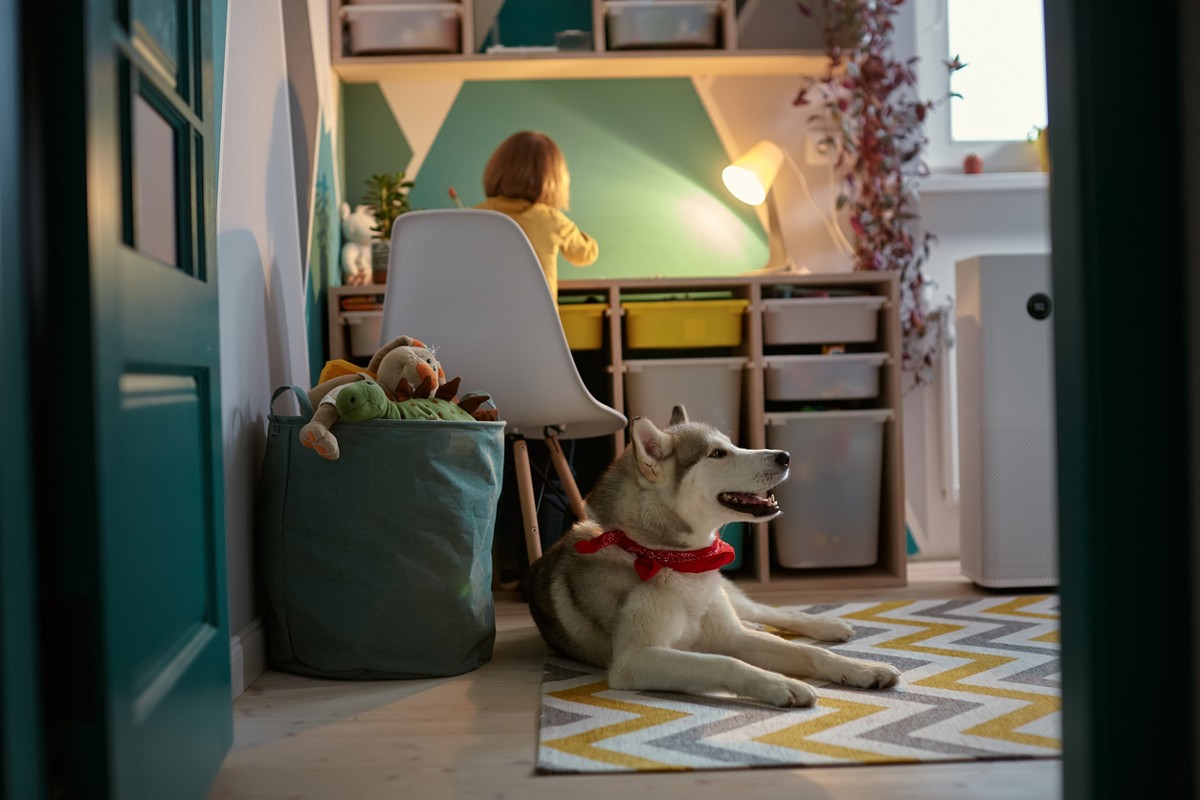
xmin=963 ymin=153 xmax=984 ymax=174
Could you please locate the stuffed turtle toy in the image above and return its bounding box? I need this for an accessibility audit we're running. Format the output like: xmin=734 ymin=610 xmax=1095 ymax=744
xmin=336 ymin=378 xmax=477 ymax=422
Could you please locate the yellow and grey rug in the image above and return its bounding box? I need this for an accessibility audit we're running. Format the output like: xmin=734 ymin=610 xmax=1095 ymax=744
xmin=536 ymin=596 xmax=1060 ymax=773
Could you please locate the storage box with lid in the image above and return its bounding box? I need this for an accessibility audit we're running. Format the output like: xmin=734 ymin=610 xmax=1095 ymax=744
xmin=765 ymin=409 xmax=891 ymax=568
xmin=341 ymin=311 xmax=384 ymax=358
xmin=622 ymin=296 xmax=749 ymax=349
xmin=762 ymin=295 xmax=886 ymax=345
xmin=605 ymin=1 xmax=722 ymax=50
xmin=557 ymin=302 xmax=607 ymax=351
xmin=624 ymin=357 xmax=746 ymax=442
xmin=763 ymin=353 xmax=888 ymax=401
xmin=342 ymin=2 xmax=462 ymax=56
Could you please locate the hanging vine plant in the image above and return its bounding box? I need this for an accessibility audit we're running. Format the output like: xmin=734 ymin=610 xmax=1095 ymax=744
xmin=796 ymin=0 xmax=965 ymax=387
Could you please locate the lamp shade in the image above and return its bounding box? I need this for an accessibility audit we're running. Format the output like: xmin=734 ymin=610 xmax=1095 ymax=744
xmin=722 ymin=140 xmax=784 ymax=206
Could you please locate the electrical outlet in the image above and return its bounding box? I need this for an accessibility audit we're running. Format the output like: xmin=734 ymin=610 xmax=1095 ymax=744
xmin=804 ymin=131 xmax=835 ymax=165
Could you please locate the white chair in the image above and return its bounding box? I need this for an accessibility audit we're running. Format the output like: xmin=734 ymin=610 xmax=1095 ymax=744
xmin=378 ymin=209 xmax=627 ymax=566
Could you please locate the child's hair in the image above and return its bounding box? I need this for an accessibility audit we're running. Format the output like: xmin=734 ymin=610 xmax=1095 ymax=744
xmin=482 ymin=131 xmax=571 ymax=210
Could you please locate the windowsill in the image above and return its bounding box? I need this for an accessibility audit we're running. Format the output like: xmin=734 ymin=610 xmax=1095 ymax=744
xmin=917 ymin=171 xmax=1049 ymax=194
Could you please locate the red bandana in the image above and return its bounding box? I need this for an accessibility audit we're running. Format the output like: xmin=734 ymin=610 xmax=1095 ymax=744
xmin=574 ymin=530 xmax=735 ymax=581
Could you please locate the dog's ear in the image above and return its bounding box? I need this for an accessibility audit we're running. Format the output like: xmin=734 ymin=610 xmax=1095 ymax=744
xmin=669 ymin=405 xmax=689 ymax=426
xmin=629 ymin=416 xmax=672 ymax=483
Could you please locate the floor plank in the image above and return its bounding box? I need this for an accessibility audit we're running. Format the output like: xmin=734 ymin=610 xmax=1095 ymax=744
xmin=210 ymin=560 xmax=1061 ymax=799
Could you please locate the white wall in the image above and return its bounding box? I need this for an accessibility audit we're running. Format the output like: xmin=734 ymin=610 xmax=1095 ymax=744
xmin=904 ymin=190 xmax=1050 ymax=557
xmin=697 ymin=2 xmax=1052 ymax=560
xmin=216 ymin=0 xmax=313 ymax=696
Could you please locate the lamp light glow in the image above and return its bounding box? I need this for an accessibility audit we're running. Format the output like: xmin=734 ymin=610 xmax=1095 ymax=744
xmin=721 ymin=140 xmax=784 ymax=206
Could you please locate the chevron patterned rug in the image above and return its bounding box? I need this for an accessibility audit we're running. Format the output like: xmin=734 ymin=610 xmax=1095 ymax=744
xmin=536 ymin=596 xmax=1060 ymax=773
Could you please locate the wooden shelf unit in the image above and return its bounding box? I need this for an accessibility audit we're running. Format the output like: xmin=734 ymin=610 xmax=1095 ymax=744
xmin=559 ymin=272 xmax=907 ymax=589
xmin=329 ymin=0 xmax=826 ymax=82
xmin=327 ymin=284 xmax=386 ymax=364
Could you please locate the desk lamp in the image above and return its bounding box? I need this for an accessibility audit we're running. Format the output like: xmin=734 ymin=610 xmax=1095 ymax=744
xmin=722 ymin=139 xmax=853 ymax=273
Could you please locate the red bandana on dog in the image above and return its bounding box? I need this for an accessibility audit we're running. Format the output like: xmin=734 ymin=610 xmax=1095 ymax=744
xmin=574 ymin=530 xmax=735 ymax=581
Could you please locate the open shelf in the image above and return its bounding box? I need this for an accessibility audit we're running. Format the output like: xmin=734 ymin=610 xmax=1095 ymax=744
xmin=333 ymin=49 xmax=827 ymax=82
xmin=330 ymin=0 xmax=828 ymax=82
xmin=560 ymin=272 xmax=907 ymax=589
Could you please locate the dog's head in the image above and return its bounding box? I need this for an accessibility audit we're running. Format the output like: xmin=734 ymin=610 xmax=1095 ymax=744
xmin=585 ymin=405 xmax=790 ymax=549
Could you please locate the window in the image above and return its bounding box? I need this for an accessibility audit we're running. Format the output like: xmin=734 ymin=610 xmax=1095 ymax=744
xmin=946 ymin=0 xmax=1048 ymax=141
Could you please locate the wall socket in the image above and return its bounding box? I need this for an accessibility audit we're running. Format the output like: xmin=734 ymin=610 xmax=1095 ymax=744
xmin=804 ymin=131 xmax=836 ymax=165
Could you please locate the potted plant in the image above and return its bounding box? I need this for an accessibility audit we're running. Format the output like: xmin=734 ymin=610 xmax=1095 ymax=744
xmin=361 ymin=171 xmax=415 ymax=283
xmin=797 ymin=0 xmax=965 ymax=388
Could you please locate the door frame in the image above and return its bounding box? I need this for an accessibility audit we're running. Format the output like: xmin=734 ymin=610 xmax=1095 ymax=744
xmin=1044 ymin=0 xmax=1198 ymax=797
xmin=1 ymin=0 xmax=42 ymax=796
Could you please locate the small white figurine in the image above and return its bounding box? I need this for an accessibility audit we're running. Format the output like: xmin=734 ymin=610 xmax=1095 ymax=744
xmin=340 ymin=202 xmax=376 ymax=286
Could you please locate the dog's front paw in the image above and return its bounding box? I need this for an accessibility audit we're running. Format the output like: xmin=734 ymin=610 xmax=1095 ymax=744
xmin=804 ymin=617 xmax=854 ymax=643
xmin=840 ymin=660 xmax=901 ymax=690
xmin=756 ymin=676 xmax=817 ymax=708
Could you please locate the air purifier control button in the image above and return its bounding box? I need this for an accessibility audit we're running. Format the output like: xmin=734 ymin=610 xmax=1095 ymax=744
xmin=1027 ymin=293 xmax=1053 ymax=320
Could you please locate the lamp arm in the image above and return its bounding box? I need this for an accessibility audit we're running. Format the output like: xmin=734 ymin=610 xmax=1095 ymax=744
xmin=779 ymin=149 xmax=855 ymax=256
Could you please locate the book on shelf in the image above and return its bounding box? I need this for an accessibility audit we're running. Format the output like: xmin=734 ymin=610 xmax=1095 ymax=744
xmin=340 ymin=293 xmax=385 ymax=312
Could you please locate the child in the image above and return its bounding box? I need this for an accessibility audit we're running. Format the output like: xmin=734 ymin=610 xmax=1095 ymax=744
xmin=476 ymin=131 xmax=598 ymax=297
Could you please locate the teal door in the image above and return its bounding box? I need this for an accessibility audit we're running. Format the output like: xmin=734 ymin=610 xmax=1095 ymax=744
xmin=27 ymin=0 xmax=231 ymax=797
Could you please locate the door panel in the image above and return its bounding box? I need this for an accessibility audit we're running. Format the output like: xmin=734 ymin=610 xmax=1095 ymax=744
xmin=113 ymin=372 xmax=214 ymax=676
xmin=28 ymin=0 xmax=230 ymax=795
xmin=97 ymin=0 xmax=231 ymax=794
xmin=132 ymin=96 xmax=181 ymax=267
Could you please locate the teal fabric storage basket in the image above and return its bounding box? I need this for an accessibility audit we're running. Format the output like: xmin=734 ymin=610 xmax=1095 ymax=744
xmin=257 ymin=386 xmax=505 ymax=680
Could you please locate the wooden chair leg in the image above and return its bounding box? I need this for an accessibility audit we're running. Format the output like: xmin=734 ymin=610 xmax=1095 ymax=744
xmin=545 ymin=431 xmax=586 ymax=520
xmin=511 ymin=437 xmax=542 ymax=564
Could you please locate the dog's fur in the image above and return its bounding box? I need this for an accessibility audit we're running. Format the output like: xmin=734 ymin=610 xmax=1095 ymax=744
xmin=528 ymin=406 xmax=900 ymax=707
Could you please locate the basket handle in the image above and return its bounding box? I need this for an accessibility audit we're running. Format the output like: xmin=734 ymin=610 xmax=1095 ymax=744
xmin=270 ymin=385 xmax=315 ymax=419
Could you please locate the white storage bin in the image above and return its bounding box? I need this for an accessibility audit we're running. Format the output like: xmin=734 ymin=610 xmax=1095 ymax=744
xmin=766 ymin=409 xmax=891 ymax=568
xmin=342 ymin=311 xmax=383 ymax=358
xmin=762 ymin=296 xmax=886 ymax=345
xmin=606 ymin=1 xmax=721 ymax=50
xmin=624 ymin=357 xmax=745 ymax=442
xmin=763 ymin=353 xmax=888 ymax=401
xmin=342 ymin=4 xmax=461 ymax=55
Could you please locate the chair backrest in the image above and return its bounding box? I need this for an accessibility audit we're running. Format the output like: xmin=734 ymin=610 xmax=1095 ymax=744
xmin=379 ymin=209 xmax=626 ymax=441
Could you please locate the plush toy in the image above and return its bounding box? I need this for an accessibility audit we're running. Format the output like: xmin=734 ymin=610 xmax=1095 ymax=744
xmin=299 ymin=335 xmax=498 ymax=460
xmin=336 ymin=379 xmax=476 ymax=422
xmin=340 ymin=202 xmax=375 ymax=286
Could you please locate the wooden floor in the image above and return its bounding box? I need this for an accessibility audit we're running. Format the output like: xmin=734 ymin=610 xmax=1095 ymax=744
xmin=209 ymin=561 xmax=1061 ymax=799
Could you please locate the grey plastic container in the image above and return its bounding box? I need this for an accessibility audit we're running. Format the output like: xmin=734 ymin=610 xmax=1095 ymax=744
xmin=624 ymin=357 xmax=745 ymax=443
xmin=762 ymin=296 xmax=886 ymax=344
xmin=763 ymin=353 xmax=888 ymax=401
xmin=766 ymin=409 xmax=891 ymax=568
xmin=342 ymin=3 xmax=461 ymax=55
xmin=606 ymin=1 xmax=721 ymax=50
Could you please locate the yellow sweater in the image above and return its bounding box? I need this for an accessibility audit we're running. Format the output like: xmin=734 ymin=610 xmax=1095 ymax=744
xmin=475 ymin=196 xmax=599 ymax=297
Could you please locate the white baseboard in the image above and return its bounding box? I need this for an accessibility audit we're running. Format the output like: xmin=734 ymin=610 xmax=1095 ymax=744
xmin=229 ymin=616 xmax=267 ymax=698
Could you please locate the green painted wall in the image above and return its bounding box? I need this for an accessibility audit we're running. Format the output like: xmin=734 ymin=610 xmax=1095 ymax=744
xmin=480 ymin=0 xmax=593 ymax=50
xmin=307 ymin=114 xmax=340 ymax=384
xmin=341 ymin=83 xmax=412 ymax=211
xmin=402 ymin=79 xmax=768 ymax=279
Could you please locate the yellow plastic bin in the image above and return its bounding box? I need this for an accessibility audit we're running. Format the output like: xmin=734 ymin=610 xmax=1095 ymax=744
xmin=623 ymin=298 xmax=749 ymax=349
xmin=557 ymin=303 xmax=607 ymax=351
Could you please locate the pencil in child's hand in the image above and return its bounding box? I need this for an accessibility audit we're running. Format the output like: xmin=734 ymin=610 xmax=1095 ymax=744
xmin=448 ymin=187 xmax=464 ymax=208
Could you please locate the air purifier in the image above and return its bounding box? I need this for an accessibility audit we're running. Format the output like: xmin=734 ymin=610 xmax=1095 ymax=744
xmin=956 ymin=254 xmax=1059 ymax=587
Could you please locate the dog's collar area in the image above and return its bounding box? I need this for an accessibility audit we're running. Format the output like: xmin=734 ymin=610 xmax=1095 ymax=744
xmin=574 ymin=530 xmax=735 ymax=581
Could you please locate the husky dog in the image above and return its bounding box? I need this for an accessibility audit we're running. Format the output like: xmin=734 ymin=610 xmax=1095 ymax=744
xmin=528 ymin=406 xmax=900 ymax=707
